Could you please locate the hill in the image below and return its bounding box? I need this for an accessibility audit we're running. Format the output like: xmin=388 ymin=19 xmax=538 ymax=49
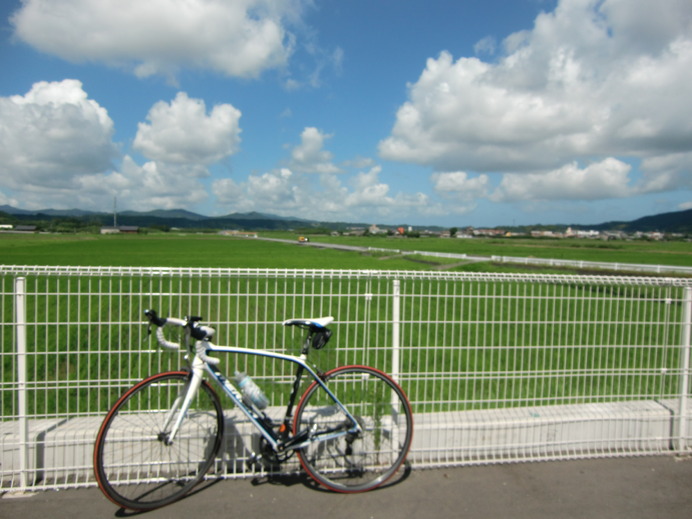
xmin=119 ymin=208 xmax=208 ymax=221
xmin=586 ymin=208 xmax=692 ymax=234
xmin=0 ymin=205 xmax=362 ymax=232
xmin=0 ymin=205 xmax=689 ymax=234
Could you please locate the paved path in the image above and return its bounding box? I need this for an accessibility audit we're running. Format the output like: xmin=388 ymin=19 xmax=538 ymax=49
xmin=2 ymin=456 xmax=691 ymax=519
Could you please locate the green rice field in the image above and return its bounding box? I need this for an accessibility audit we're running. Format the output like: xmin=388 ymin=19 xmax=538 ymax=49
xmin=1 ymin=231 xmax=690 ymax=272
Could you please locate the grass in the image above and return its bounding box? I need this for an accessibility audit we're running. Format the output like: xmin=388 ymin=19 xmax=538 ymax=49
xmin=301 ymin=233 xmax=692 ymax=269
xmin=1 ymin=231 xmax=690 ymax=273
xmin=0 ymin=233 xmax=428 ymax=270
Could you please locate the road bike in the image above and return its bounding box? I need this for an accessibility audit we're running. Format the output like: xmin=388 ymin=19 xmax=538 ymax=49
xmin=93 ymin=310 xmax=413 ymax=510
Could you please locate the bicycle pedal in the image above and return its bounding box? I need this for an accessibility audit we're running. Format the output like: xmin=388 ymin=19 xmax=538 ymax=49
xmin=246 ymin=453 xmax=262 ymax=470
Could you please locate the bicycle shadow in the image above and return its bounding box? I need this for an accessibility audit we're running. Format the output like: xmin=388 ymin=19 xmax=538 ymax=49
xmin=251 ymin=460 xmax=414 ymax=493
xmin=113 ymin=463 xmax=412 ymax=516
xmin=113 ymin=478 xmax=225 ymax=517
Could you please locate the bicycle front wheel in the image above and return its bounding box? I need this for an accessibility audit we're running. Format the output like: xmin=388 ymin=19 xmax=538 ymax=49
xmin=294 ymin=365 xmax=413 ymax=492
xmin=93 ymin=371 xmax=224 ymax=510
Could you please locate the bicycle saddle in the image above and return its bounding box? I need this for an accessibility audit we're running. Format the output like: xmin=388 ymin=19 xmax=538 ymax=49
xmin=283 ymin=317 xmax=334 ymax=329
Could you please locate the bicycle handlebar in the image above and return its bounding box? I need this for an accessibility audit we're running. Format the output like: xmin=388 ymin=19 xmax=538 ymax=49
xmin=144 ymin=309 xmax=220 ymax=365
xmin=153 ymin=326 xmax=182 ymax=350
xmin=144 ymin=309 xmax=167 ymax=327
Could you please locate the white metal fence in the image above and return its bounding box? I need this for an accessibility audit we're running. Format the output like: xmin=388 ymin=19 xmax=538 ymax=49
xmin=1 ymin=266 xmax=691 ymax=492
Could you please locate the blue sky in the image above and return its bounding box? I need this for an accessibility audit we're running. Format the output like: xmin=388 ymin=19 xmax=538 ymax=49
xmin=1 ymin=0 xmax=691 ymax=228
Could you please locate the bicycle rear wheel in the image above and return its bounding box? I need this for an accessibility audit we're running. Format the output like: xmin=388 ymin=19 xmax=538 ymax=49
xmin=294 ymin=365 xmax=413 ymax=492
xmin=93 ymin=371 xmax=224 ymax=510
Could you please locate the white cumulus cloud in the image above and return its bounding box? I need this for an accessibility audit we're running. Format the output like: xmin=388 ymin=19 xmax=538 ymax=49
xmin=379 ymin=0 xmax=692 ymax=203
xmin=123 ymin=92 xmax=242 ymax=210
xmin=638 ymin=152 xmax=692 ymax=193
xmin=213 ymin=159 xmax=432 ymax=222
xmin=431 ymin=171 xmax=490 ymax=214
xmin=432 ymin=172 xmax=490 ymax=200
xmin=114 ymin=157 xmax=210 ymax=209
xmin=289 ymin=127 xmax=341 ymax=174
xmin=0 ymin=82 xmax=242 ymax=211
xmin=72 ymin=156 xmax=211 ymax=211
xmin=491 ymin=158 xmax=633 ymax=202
xmin=11 ymin=0 xmax=306 ymax=79
xmin=213 ymin=168 xmax=305 ymax=214
xmin=0 ymin=79 xmax=117 ymax=197
xmin=134 ymin=92 xmax=242 ymax=164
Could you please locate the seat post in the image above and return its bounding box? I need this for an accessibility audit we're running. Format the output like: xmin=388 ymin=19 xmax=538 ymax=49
xmin=300 ymin=329 xmax=313 ymax=357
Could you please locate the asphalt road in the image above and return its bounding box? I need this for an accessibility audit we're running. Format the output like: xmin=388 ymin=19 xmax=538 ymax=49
xmin=2 ymin=456 xmax=691 ymax=519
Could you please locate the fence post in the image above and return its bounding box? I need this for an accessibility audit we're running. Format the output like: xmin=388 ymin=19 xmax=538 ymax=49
xmin=678 ymin=287 xmax=692 ymax=451
xmin=391 ymin=279 xmax=401 ymax=384
xmin=15 ymin=276 xmax=30 ymax=488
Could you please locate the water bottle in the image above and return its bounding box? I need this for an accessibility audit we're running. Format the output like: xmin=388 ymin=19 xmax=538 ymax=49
xmin=234 ymin=371 xmax=269 ymax=410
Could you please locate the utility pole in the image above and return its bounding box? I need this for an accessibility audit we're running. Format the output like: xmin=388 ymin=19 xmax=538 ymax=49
xmin=113 ymin=196 xmax=117 ymax=228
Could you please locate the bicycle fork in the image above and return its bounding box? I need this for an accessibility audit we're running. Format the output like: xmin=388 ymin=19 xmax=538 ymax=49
xmin=159 ymin=360 xmax=206 ymax=445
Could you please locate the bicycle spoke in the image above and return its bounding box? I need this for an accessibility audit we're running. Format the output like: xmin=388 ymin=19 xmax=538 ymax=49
xmin=294 ymin=366 xmax=413 ymax=492
xmin=94 ymin=372 xmax=224 ymax=511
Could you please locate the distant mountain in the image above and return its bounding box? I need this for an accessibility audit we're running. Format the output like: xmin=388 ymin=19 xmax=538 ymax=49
xmin=0 ymin=205 xmax=38 ymax=216
xmin=0 ymin=205 xmax=100 ymax=217
xmin=119 ymin=209 xmax=207 ymax=221
xmin=0 ymin=205 xmax=345 ymax=231
xmin=42 ymin=208 xmax=102 ymax=217
xmin=0 ymin=205 xmax=689 ymax=234
xmin=214 ymin=211 xmax=311 ymax=223
xmin=576 ymin=208 xmax=692 ymax=234
xmin=616 ymin=208 xmax=690 ymax=233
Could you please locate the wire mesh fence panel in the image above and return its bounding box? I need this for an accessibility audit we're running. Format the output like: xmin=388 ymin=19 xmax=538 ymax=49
xmin=1 ymin=267 xmax=690 ymax=490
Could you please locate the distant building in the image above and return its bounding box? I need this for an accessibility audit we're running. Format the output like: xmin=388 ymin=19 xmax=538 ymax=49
xmin=368 ymin=224 xmax=386 ymax=235
xmin=100 ymin=226 xmax=139 ymax=234
xmin=14 ymin=225 xmax=37 ymax=233
xmin=473 ymin=228 xmax=506 ymax=237
xmin=219 ymin=230 xmax=258 ymax=238
xmin=566 ymin=227 xmax=600 ymax=238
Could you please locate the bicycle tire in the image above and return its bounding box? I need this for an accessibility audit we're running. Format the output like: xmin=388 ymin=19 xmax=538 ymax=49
xmin=93 ymin=371 xmax=224 ymax=510
xmin=293 ymin=365 xmax=413 ymax=492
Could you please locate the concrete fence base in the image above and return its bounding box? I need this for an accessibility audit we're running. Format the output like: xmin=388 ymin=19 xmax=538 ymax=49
xmin=2 ymin=399 xmax=690 ymax=490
